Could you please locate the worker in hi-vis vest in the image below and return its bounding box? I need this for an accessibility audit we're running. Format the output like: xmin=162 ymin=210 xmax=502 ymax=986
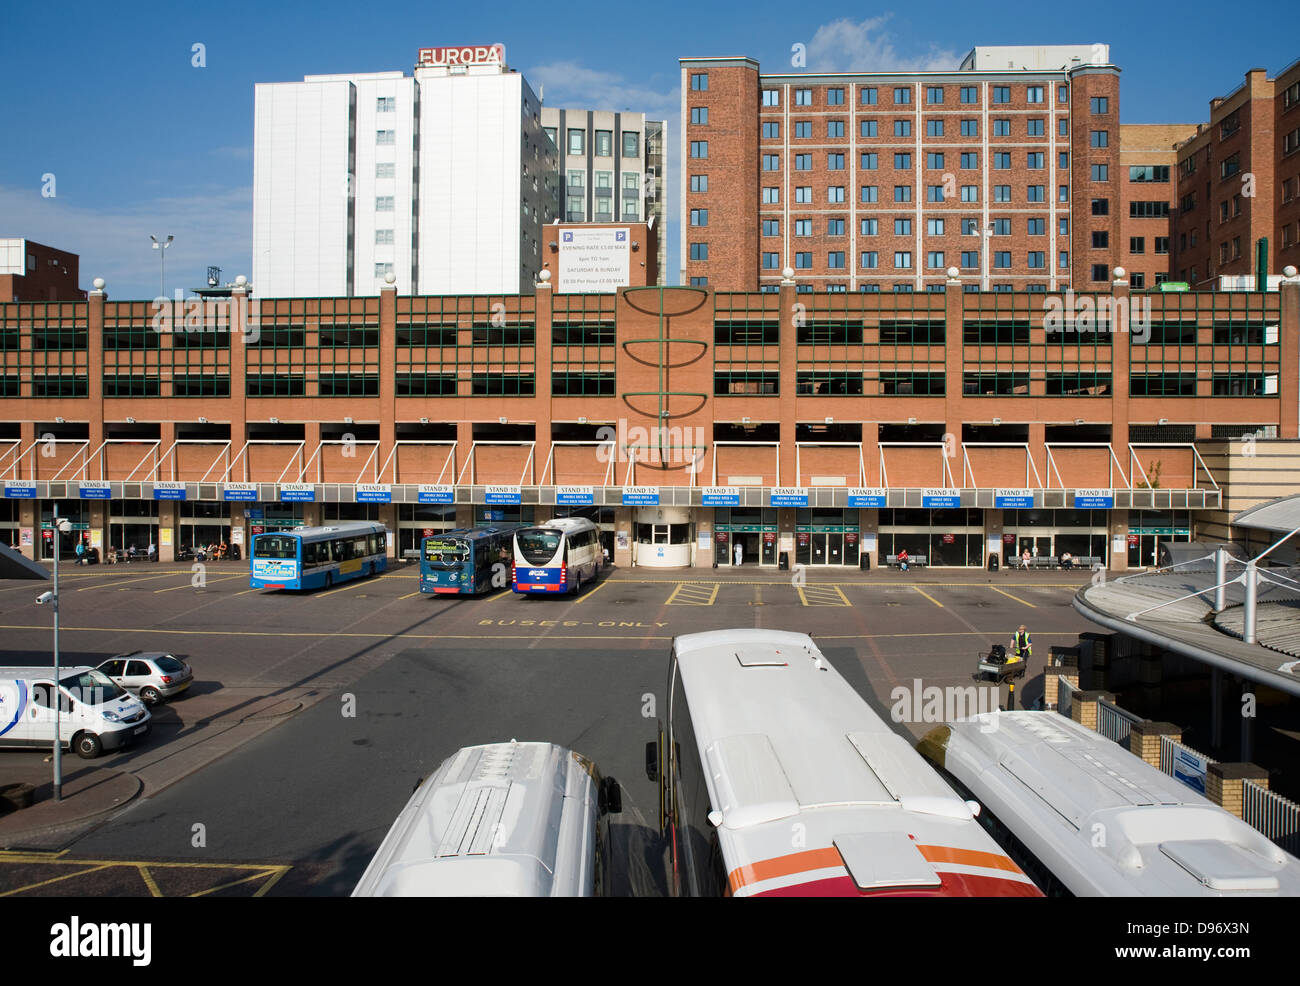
xmin=1009 ymin=624 xmax=1032 ymax=663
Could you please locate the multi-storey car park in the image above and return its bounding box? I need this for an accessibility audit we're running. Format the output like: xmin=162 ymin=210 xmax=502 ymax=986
xmin=2 ymin=269 xmax=1297 ymax=571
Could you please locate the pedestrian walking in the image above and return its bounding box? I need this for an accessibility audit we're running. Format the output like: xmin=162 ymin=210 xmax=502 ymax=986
xmin=733 ymin=542 xmax=743 ymax=567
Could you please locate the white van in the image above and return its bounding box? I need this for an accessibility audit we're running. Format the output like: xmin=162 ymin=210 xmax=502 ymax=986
xmin=352 ymin=740 xmax=622 ymax=897
xmin=0 ymin=667 xmax=152 ymax=759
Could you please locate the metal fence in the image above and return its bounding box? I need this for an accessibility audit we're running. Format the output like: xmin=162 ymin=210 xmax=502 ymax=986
xmin=1159 ymin=734 xmax=1215 ymax=797
xmin=1096 ymin=695 xmax=1143 ymax=744
xmin=1243 ymin=781 xmax=1300 ymax=856
xmin=1057 ymin=675 xmax=1076 ymax=717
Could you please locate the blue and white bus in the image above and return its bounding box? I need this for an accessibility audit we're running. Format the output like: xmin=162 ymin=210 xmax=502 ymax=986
xmin=512 ymin=517 xmax=602 ymax=595
xmin=420 ymin=526 xmax=520 ymax=595
xmin=250 ymin=521 xmax=389 ymax=591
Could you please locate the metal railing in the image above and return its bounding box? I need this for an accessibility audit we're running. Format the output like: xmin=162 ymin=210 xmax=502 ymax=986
xmin=1057 ymin=674 xmax=1077 ymax=717
xmin=1159 ymin=734 xmax=1217 ymax=796
xmin=1242 ymin=781 xmax=1300 ymax=856
xmin=1096 ymin=695 xmax=1143 ymax=744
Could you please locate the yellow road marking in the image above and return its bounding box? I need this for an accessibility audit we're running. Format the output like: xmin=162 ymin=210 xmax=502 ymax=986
xmin=77 ymin=572 xmax=179 ymax=592
xmin=666 ymin=582 xmax=719 ymax=605
xmin=189 ymin=868 xmax=286 ymax=898
xmin=398 ymin=590 xmax=423 ymax=600
xmin=315 ymin=578 xmax=373 ymax=598
xmin=0 ymin=853 xmax=292 ymax=898
xmin=233 ymin=587 xmax=262 ymax=596
xmin=988 ymin=585 xmax=1037 ymax=609
xmin=0 ymin=623 xmax=1081 ymax=643
xmin=138 ymin=865 xmax=163 ymax=897
xmin=912 ymin=585 xmax=944 ymax=608
xmin=0 ymin=863 xmax=115 ymax=896
xmin=797 ymin=584 xmax=851 ymax=607
xmin=572 ymin=580 xmax=610 ymax=604
xmin=154 ymin=574 xmax=246 ymax=594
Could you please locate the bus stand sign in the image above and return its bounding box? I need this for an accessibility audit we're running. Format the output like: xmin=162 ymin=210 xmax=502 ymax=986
xmin=4 ymin=482 xmax=37 ymax=498
xmin=279 ymin=484 xmax=316 ymax=503
xmin=701 ymin=486 xmax=740 ymax=506
xmin=484 ymin=485 xmax=521 ymax=505
xmin=847 ymin=487 xmax=886 ymax=508
xmin=769 ymin=487 xmax=808 ymax=508
xmin=418 ymin=484 xmax=454 ymax=504
xmin=152 ymin=482 xmax=187 ymax=501
xmin=922 ymin=488 xmax=961 ymax=509
xmin=555 ymin=485 xmax=594 ymax=506
xmin=994 ymin=488 xmax=1034 ymax=509
xmin=622 ymin=486 xmax=659 ymax=505
xmin=78 ymin=482 xmax=112 ymax=500
xmin=1073 ymin=488 xmax=1114 ymax=509
xmin=355 ymin=484 xmax=392 ymax=504
xmin=222 ymin=483 xmax=257 ymax=501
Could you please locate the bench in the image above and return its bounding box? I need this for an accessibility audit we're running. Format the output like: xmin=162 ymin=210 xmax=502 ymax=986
xmin=885 ymin=554 xmax=927 ymax=568
xmin=1011 ymin=555 xmax=1102 ymax=571
xmin=402 ymin=549 xmax=422 ymax=563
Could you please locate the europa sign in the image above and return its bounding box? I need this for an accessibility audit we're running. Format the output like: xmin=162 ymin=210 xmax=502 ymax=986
xmin=417 ymin=44 xmax=505 ymax=68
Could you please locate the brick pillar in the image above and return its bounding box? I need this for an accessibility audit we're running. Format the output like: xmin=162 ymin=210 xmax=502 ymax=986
xmin=1110 ymin=271 xmax=1131 ymax=459
xmin=1206 ymin=763 xmax=1270 ymax=818
xmin=378 ymin=277 xmax=397 ymax=483
xmin=1069 ymin=689 xmax=1113 ymax=731
xmin=229 ymin=280 xmax=249 ymax=483
xmin=942 ymin=270 xmax=964 ymax=450
xmin=1044 ymin=646 xmax=1079 ymax=710
xmin=87 ymin=280 xmax=105 ymax=463
xmin=534 ymin=273 xmax=553 ymax=486
xmin=778 ymin=270 xmax=798 ymax=486
xmin=1128 ymin=720 xmax=1181 ymax=768
xmin=1278 ymin=269 xmax=1299 ymax=439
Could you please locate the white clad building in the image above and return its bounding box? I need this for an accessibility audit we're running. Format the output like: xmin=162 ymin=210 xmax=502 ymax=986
xmin=253 ymin=46 xmax=557 ymax=298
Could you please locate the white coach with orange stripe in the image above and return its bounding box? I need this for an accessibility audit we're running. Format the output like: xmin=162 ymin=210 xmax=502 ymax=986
xmin=645 ymin=629 xmax=1042 ymax=897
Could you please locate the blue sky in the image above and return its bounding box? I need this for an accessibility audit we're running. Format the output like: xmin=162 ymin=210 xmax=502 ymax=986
xmin=0 ymin=0 xmax=1294 ymax=298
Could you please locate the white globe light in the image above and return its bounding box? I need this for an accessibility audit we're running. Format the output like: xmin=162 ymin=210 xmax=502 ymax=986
xmin=538 ymin=269 xmax=551 ymax=282
xmin=1113 ymin=266 xmax=1126 ymax=279
xmin=92 ymin=277 xmax=105 ymax=290
xmin=782 ymin=267 xmax=794 ymax=279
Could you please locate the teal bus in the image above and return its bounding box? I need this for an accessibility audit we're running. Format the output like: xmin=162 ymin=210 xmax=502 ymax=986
xmin=250 ymin=521 xmax=389 ymax=591
xmin=420 ymin=526 xmax=520 ymax=595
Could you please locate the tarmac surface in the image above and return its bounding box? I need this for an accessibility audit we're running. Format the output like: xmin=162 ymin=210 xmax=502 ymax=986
xmin=0 ymin=558 xmax=1097 ymax=895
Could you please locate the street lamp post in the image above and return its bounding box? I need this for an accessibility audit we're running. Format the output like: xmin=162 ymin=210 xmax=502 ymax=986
xmin=150 ymin=234 xmax=174 ymax=300
xmin=47 ymin=505 xmax=71 ymax=801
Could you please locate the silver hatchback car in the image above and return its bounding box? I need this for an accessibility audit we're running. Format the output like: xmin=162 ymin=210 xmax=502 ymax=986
xmin=96 ymin=652 xmax=194 ymax=706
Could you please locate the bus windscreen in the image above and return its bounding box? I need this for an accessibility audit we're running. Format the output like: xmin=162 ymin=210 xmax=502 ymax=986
xmin=517 ymin=530 xmax=561 ymax=565
xmin=253 ymin=535 xmax=298 ymax=559
xmin=424 ymin=539 xmax=468 ymax=567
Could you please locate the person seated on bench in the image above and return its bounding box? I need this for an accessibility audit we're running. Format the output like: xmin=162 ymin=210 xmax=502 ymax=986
xmin=1020 ymin=548 xmax=1031 ymax=570
xmin=1060 ymin=551 xmax=1073 ymax=570
xmin=897 ymin=547 xmax=909 ymax=572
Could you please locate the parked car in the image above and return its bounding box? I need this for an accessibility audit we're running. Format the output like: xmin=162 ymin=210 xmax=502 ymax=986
xmin=95 ymin=652 xmax=193 ymax=706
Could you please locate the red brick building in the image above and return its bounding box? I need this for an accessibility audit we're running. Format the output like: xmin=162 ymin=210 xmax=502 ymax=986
xmin=1173 ymin=59 xmax=1300 ymax=286
xmin=680 ymin=46 xmax=1125 ymax=293
xmin=0 ymin=239 xmax=84 ymax=302
xmin=1118 ymin=124 xmax=1197 ymax=289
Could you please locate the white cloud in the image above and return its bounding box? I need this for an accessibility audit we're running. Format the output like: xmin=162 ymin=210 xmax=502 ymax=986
xmin=0 ymin=184 xmax=251 ymax=300
xmin=805 ymin=16 xmax=961 ymax=73
xmin=525 ymin=61 xmax=678 ymax=121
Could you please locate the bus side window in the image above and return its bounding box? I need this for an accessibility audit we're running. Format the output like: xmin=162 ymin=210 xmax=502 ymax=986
xmin=331 ymin=540 xmax=343 ymax=562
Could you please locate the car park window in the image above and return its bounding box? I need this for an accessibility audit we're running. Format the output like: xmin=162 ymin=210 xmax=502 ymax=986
xmin=100 ymin=660 xmax=125 ymax=676
xmin=155 ymin=657 xmax=185 ymax=673
xmin=32 ymin=683 xmax=53 ymax=708
xmin=127 ymin=661 xmax=151 ymax=676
